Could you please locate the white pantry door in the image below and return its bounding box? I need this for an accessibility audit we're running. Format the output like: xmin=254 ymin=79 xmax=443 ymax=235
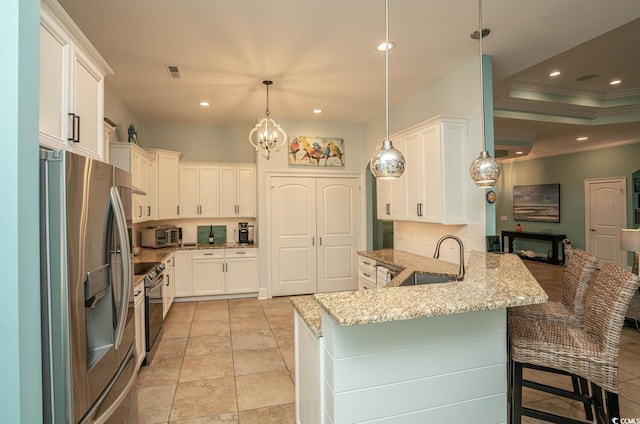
xmin=270 ymin=176 xmax=360 ymax=296
xmin=316 ymin=178 xmax=359 ymax=293
xmin=271 ymin=177 xmax=318 ymax=296
xmin=585 ymin=177 xmax=626 ymax=267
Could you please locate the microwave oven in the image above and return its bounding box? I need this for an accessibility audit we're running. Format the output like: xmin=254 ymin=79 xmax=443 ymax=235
xmin=140 ymin=226 xmax=181 ymax=248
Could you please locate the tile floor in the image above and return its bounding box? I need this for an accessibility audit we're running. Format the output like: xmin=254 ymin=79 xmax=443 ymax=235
xmin=136 ymin=296 xmax=296 ymax=423
xmin=136 ymin=261 xmax=640 ymax=423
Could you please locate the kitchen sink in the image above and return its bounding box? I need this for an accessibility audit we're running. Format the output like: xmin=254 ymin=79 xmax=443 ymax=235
xmin=399 ymin=271 xmax=457 ymax=286
xmin=134 ymin=261 xmax=160 ymax=276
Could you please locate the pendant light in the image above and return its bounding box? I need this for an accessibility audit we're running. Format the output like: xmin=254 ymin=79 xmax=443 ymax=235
xmin=249 ymin=80 xmax=287 ymax=160
xmin=469 ymin=0 xmax=501 ymax=188
xmin=369 ymin=0 xmax=405 ymax=179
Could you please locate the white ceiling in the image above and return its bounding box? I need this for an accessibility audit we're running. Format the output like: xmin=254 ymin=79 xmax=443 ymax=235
xmin=57 ymin=0 xmax=640 ymax=159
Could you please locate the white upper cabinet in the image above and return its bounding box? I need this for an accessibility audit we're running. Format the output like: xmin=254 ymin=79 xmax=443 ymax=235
xmin=147 ymin=149 xmax=181 ymax=220
xmin=110 ymin=143 xmax=155 ymax=223
xmin=376 ymin=116 xmax=468 ymax=225
xmin=220 ymin=165 xmax=256 ymax=218
xmin=39 ymin=0 xmax=112 ymax=160
xmin=179 ymin=164 xmax=220 ymax=218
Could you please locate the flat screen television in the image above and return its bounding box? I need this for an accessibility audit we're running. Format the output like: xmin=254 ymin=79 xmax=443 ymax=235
xmin=513 ymin=184 xmax=560 ymax=223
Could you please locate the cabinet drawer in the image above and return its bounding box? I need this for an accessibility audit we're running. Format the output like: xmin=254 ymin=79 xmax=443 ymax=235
xmin=359 ymin=277 xmax=377 ymax=291
xmin=358 ymin=255 xmax=376 ymax=273
xmin=358 ymin=266 xmax=376 ymax=284
xmin=192 ymin=249 xmax=225 ymax=259
xmin=225 ymin=248 xmax=257 ymax=258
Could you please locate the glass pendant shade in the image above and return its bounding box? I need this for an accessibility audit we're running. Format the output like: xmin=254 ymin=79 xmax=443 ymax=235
xmin=370 ymin=139 xmax=405 ymax=178
xmin=369 ymin=0 xmax=405 ymax=179
xmin=469 ymin=150 xmax=501 ymax=187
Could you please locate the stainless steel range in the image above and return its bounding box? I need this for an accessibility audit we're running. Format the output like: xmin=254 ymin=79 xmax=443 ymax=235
xmin=135 ymin=261 xmax=165 ymax=365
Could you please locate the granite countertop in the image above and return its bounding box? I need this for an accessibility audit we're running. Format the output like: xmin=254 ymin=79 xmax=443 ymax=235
xmin=291 ymin=296 xmax=323 ymax=336
xmin=298 ymin=250 xmax=547 ymax=332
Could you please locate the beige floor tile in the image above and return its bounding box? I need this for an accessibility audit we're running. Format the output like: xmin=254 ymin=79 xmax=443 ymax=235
xmin=259 ymin=296 xmax=292 ymax=306
xmin=279 ymin=344 xmax=295 ymax=370
xmin=164 ymin=321 xmax=193 ymax=339
xmin=233 ymin=347 xmax=286 ymax=376
xmin=193 ymin=307 xmax=230 ymax=322
xmin=237 ymin=403 xmax=295 ymax=424
xmin=170 ymin=413 xmax=238 ymax=423
xmin=235 ymin=371 xmax=295 ymax=411
xmin=231 ymin=329 xmax=277 ymax=351
xmin=156 ymin=336 xmax=189 ymax=360
xmin=137 ymin=384 xmax=176 ymax=424
xmin=229 ymin=316 xmax=270 ymax=332
xmin=185 ymin=335 xmax=232 ymax=356
xmin=170 ymin=378 xmax=237 ymax=421
xmin=190 ymin=319 xmax=230 ymax=337
xmin=228 ymin=298 xmax=261 ymax=308
xmin=136 ymin=356 xmax=183 ymax=388
xmin=265 ymin=313 xmax=293 ymax=329
xmin=196 ymin=300 xmax=229 ymax=310
xmin=179 ymin=353 xmax=234 ymax=383
xmin=166 ymin=308 xmax=197 ymax=324
xmin=261 ymin=303 xmax=294 ymax=315
xmin=271 ymin=328 xmax=294 ymax=348
xmin=228 ymin=306 xmax=265 ymax=320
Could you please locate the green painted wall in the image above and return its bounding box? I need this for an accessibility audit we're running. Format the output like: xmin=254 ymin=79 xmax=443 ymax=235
xmin=0 ymin=0 xmax=43 ymax=421
xmin=495 ymin=143 xmax=640 ymax=251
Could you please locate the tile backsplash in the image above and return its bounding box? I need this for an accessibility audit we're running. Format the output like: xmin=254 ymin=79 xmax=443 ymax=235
xmin=133 ymin=218 xmax=256 ymax=246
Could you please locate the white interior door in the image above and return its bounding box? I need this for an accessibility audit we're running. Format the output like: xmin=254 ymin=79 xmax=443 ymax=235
xmin=271 ymin=177 xmax=318 ymax=296
xmin=316 ymin=178 xmax=359 ymax=293
xmin=585 ymin=177 xmax=626 ymax=267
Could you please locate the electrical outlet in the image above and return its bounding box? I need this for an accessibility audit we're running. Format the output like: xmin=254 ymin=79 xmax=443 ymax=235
xmin=500 ymin=216 xmax=508 ymax=221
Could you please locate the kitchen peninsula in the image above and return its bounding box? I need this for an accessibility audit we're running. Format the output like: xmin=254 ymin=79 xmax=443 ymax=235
xmin=293 ymin=250 xmax=547 ymax=423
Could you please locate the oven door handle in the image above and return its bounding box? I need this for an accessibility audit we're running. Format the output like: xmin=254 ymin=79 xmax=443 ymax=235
xmin=146 ymin=274 xmax=164 ymax=291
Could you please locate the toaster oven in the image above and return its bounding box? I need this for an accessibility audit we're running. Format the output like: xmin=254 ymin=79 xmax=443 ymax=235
xmin=140 ymin=226 xmax=180 ymax=248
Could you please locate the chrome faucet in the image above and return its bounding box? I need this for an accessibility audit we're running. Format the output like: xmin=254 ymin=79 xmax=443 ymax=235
xmin=433 ymin=235 xmax=465 ymax=280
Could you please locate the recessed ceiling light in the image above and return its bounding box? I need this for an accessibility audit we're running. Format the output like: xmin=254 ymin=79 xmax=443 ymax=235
xmin=199 ymin=101 xmax=210 ymax=107
xmin=515 ymin=151 xmax=524 ymax=155
xmin=377 ymin=41 xmax=396 ymax=51
xmin=312 ymin=109 xmax=323 ymax=114
xmin=576 ymin=136 xmax=588 ymax=141
xmin=609 ymin=79 xmax=622 ymax=85
xmin=549 ymin=71 xmax=561 ymax=77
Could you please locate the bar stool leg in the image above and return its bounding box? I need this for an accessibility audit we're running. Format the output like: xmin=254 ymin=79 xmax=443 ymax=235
xmin=511 ymin=360 xmax=523 ymax=424
xmin=605 ymin=391 xmax=620 ymax=423
xmin=572 ymin=376 xmax=593 ymax=420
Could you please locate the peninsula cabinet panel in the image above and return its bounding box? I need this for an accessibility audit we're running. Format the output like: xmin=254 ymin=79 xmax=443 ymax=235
xmin=173 ymin=250 xmax=193 ymax=298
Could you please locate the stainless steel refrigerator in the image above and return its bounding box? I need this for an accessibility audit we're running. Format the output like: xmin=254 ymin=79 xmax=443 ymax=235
xmin=40 ymin=150 xmax=137 ymax=423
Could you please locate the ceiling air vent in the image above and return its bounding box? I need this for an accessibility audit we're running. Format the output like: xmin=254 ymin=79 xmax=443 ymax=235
xmin=166 ymin=65 xmax=181 ymax=79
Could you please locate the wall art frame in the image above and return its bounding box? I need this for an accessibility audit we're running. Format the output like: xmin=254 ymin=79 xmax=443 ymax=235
xmin=513 ymin=183 xmax=560 ymax=223
xmin=288 ymin=136 xmax=344 ymax=167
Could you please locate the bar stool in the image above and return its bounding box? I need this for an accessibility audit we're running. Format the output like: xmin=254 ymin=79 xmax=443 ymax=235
xmin=509 ymin=248 xmax=597 ymax=326
xmin=509 ymin=263 xmax=639 ymax=424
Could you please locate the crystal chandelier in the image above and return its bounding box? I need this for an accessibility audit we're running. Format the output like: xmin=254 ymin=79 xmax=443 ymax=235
xmin=469 ymin=0 xmax=501 ymax=188
xmin=369 ymin=0 xmax=405 ymax=179
xmin=249 ymin=80 xmax=287 ymax=160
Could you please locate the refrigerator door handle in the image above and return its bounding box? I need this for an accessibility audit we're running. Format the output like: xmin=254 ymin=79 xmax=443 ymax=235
xmin=80 ymin=344 xmax=137 ymax=424
xmin=110 ymin=187 xmax=131 ymax=350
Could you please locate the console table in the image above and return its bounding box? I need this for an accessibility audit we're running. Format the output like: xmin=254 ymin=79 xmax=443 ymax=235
xmin=501 ymin=231 xmax=566 ymax=265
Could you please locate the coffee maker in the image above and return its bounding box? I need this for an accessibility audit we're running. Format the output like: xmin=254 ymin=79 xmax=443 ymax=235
xmin=238 ymin=222 xmax=249 ymax=245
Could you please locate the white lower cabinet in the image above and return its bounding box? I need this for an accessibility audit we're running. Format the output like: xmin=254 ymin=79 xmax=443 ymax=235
xmin=174 ymin=250 xmax=193 ymax=298
xmin=133 ymin=281 xmax=145 ymax=368
xmin=192 ymin=250 xmax=226 ymax=296
xmin=162 ymin=254 xmax=175 ymax=319
xmin=175 ymin=248 xmax=258 ymax=298
xmin=358 ymin=255 xmax=377 ymax=290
